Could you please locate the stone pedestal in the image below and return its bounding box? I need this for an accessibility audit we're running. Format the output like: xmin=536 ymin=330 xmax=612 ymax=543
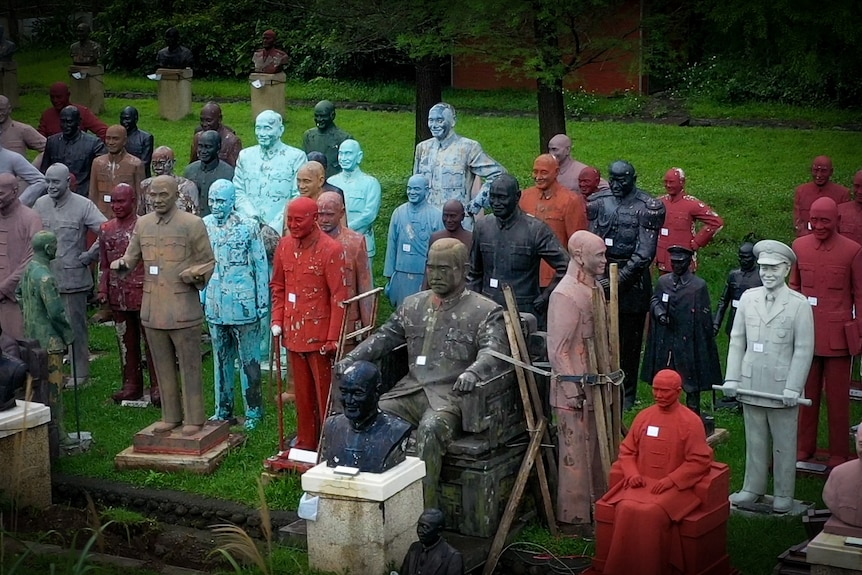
xmin=808 ymin=531 xmax=862 ymax=571
xmin=302 ymin=457 xmax=425 ymax=575
xmin=68 ymin=65 xmax=105 ymax=113
xmin=0 ymin=61 xmax=18 ymax=108
xmin=0 ymin=401 xmax=52 ymax=508
xmin=157 ymin=68 xmax=193 ymax=121
xmin=249 ymin=72 xmax=285 ymax=119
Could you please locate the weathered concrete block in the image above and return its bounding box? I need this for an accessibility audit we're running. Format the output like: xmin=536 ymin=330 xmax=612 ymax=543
xmin=249 ymin=72 xmax=285 ymax=120
xmin=156 ymin=68 xmax=193 ymax=121
xmin=808 ymin=531 xmax=862 ymax=571
xmin=0 ymin=61 xmax=18 ymax=108
xmin=0 ymin=401 xmax=52 ymax=508
xmin=68 ymin=65 xmax=104 ymax=113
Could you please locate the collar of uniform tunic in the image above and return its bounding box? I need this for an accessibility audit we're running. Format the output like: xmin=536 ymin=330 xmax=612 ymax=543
xmin=156 ymin=206 xmax=178 ymax=225
xmin=295 ymin=226 xmax=322 ymax=250
xmin=434 ymin=131 xmax=459 ymax=151
xmin=431 ymin=287 xmax=467 ymax=311
xmin=61 ymin=130 xmax=83 ymax=145
xmin=496 ymin=208 xmax=524 ymax=230
xmin=814 ymin=235 xmax=836 ymax=251
xmin=51 ymin=191 xmax=71 ymax=209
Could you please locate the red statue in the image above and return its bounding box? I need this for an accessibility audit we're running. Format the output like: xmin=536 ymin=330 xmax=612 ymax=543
xmin=794 ymin=155 xmax=850 ymax=237
xmin=578 ymin=166 xmax=601 ymax=198
xmin=791 ymin=197 xmax=862 ymax=467
xmin=37 ymin=82 xmax=107 ymax=141
xmin=655 ymin=168 xmax=723 ymax=274
xmin=270 ymin=197 xmax=346 ymax=450
xmin=837 ymin=169 xmax=862 ymax=246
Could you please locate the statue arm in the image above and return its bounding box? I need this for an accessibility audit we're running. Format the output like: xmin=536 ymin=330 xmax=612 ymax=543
xmin=97 ymin=226 xmax=109 ymax=300
xmin=466 ymin=305 xmax=508 ymax=382
xmin=37 ymin=111 xmax=51 ymax=138
xmin=345 ymin=307 xmax=408 ymax=365
xmin=349 ymin=178 xmax=382 ymax=235
xmin=788 ymin=259 xmax=801 ymax=292
xmin=649 ymin=281 xmax=668 ymax=321
xmin=249 ymin=224 xmax=269 ymax=316
xmin=270 ymin=242 xmax=286 ymax=330
xmin=142 ymin=134 xmax=154 ymax=167
xmin=188 ymin=219 xmax=216 ymax=289
xmin=23 ymin=124 xmax=47 ymax=153
xmin=42 ymin=276 xmax=74 ymax=346
xmin=14 ymin=157 xmax=47 ymax=206
xmin=466 ymin=143 xmax=505 ymax=214
xmin=617 ymin=415 xmax=643 ymax=481
xmin=851 ymin=249 xmax=862 ymax=328
xmin=81 ymin=108 xmax=108 ymax=141
xmin=547 ymin=291 xmax=580 ymax=374
xmin=793 ymin=189 xmax=804 ymax=236
xmin=119 ymin=220 xmax=143 ymax=271
xmin=324 ymin=245 xmax=347 ymax=344
xmin=80 ymin=202 xmax=107 ymax=265
xmin=232 ymin=155 xmax=260 ymax=224
xmin=354 ymin=236 xmax=374 ymax=326
xmin=189 ymin=133 xmax=198 ymax=164
xmin=536 ymin=224 xmax=569 ymax=306
xmin=0 ymin=220 xmax=39 ymax=300
xmin=621 ymin=197 xmax=665 ymax=286
xmin=690 ymin=201 xmax=723 ymax=249
xmin=465 ymin=226 xmax=483 ymax=292
xmin=667 ymin=417 xmax=712 ymax=490
xmin=724 ymin=294 xmax=748 ymax=383
xmin=565 ymin=195 xmax=588 ymax=240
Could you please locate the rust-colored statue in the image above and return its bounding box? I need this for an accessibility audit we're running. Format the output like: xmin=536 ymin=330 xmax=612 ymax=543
xmin=838 ymin=170 xmax=862 ymax=246
xmin=822 ymin=424 xmax=862 ymax=531
xmin=252 ymin=30 xmax=289 ymax=74
xmin=428 ymin=199 xmax=472 ymax=251
xmin=794 ymin=155 xmax=850 ymax=237
xmin=90 ymin=125 xmax=144 ymax=219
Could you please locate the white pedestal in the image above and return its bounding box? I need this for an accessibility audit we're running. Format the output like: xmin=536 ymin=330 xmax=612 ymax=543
xmin=157 ymin=68 xmax=193 ymax=121
xmin=808 ymin=531 xmax=862 ymax=571
xmin=0 ymin=401 xmax=52 ymax=508
xmin=249 ymin=72 xmax=285 ymax=120
xmin=0 ymin=61 xmax=17 ymax=108
xmin=302 ymin=456 xmax=425 ymax=575
xmin=68 ymin=65 xmax=104 ymax=113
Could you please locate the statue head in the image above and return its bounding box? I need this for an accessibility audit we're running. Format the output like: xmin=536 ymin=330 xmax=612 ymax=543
xmin=532 ymin=154 xmax=559 ymax=192
xmin=59 ymin=105 xmax=81 ymax=138
xmin=317 ymin=191 xmax=344 ymax=234
xmin=200 ymin=102 xmax=223 ymax=131
xmin=151 ymin=146 xmax=176 ymax=176
xmin=406 ymin=174 xmax=430 ymax=205
xmin=148 ymin=175 xmax=179 ymax=215
xmin=313 ymin=100 xmax=336 ymax=131
xmin=49 ymin=82 xmax=71 ymax=111
xmin=547 ymin=134 xmax=572 ymax=167
xmin=197 ymin=130 xmax=221 ymax=164
xmin=262 ymin=29 xmax=276 ymax=49
xmin=337 ymin=139 xmax=362 ymax=172
xmin=0 ymin=96 xmax=11 ymax=125
xmin=297 ymin=161 xmax=325 ymax=199
xmin=426 ymin=238 xmax=467 ymax=299
xmin=810 ymin=196 xmax=838 ymax=241
xmin=306 ymin=151 xmax=328 ymax=172
xmin=663 ymin=167 xmax=685 ymax=197
xmin=208 ymin=179 xmax=236 ymax=223
xmin=45 ymin=163 xmax=71 ymax=201
xmin=110 ymin=183 xmax=136 ymax=220
xmin=286 ymin=197 xmax=319 ymax=239
xmin=738 ymin=242 xmax=756 ymax=272
xmin=567 ymin=230 xmax=606 ymax=280
xmin=32 ymin=230 xmax=58 ymax=262
xmin=668 ymin=245 xmax=693 ymax=277
xmin=754 ymin=239 xmax=795 ymax=292
xmin=427 ymin=103 xmax=456 ymax=141
xmin=855 ymin=170 xmax=862 ymax=204
xmin=488 ymin=173 xmax=521 ymax=221
xmin=652 ymin=369 xmax=683 ymax=411
xmin=0 ymin=173 xmax=19 ymax=215
xmin=255 ymin=110 xmax=284 ymax=151
xmin=578 ymin=166 xmax=600 ymax=195
xmin=105 ymin=125 xmax=127 ymax=155
xmin=165 ymin=27 xmax=180 ymax=49
xmin=608 ymin=160 xmax=636 ymax=198
xmin=811 ymin=155 xmax=834 ymax=187
xmin=76 ymin=22 xmax=91 ymax=43
xmin=416 ymin=509 xmax=445 ymax=547
xmin=441 ymin=199 xmax=465 ymax=233
xmin=119 ymin=106 xmax=139 ymax=132
xmin=337 ymin=360 xmax=381 ymax=430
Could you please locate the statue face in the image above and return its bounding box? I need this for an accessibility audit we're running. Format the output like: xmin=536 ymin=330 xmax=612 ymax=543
xmin=297 ymin=166 xmax=324 ymax=198
xmin=670 ymin=251 xmax=692 ymax=277
xmin=286 ymin=203 xmax=318 ymax=239
xmin=339 ymin=375 xmax=377 ymax=424
xmin=0 ymin=98 xmax=10 ymax=124
xmin=317 ymin=197 xmax=343 ymax=233
xmin=119 ymin=107 xmax=138 ymax=132
xmin=532 ymin=156 xmax=558 ymax=191
xmin=581 ymin=241 xmax=607 ymax=277
xmin=578 ymin=169 xmax=600 ymax=194
xmin=416 ymin=513 xmax=443 ymax=546
xmin=148 ymin=178 xmax=178 ymax=215
xmin=105 ymin=126 xmax=127 ymax=154
xmin=49 ymin=86 xmax=70 ymax=110
xmin=45 ymin=166 xmax=71 ymax=200
xmin=255 ymin=115 xmax=283 ymax=150
xmin=338 ymin=141 xmax=361 ymax=171
xmin=425 ymin=247 xmax=464 ymax=299
xmin=197 ymin=133 xmax=220 ymax=164
xmin=208 ymin=181 xmax=236 ymax=222
xmin=59 ymin=107 xmax=80 ymax=138
xmin=810 ymin=202 xmax=838 ymax=241
xmin=488 ymin=178 xmax=520 ymax=220
xmin=151 ymin=150 xmax=175 ymax=176
xmin=738 ymin=244 xmax=756 ymax=271
xmin=313 ymin=102 xmax=335 ymax=131
xmin=200 ymin=105 xmax=222 ymax=131
xmin=759 ymin=262 xmax=790 ymax=291
xmin=663 ymin=170 xmax=684 ymax=197
xmin=406 ymin=176 xmax=429 ymax=205
xmin=262 ymin=31 xmax=276 ymax=49
xmin=608 ymin=162 xmax=636 ymax=198
xmin=110 ymin=185 xmax=136 ymax=219
xmin=811 ymin=156 xmax=833 ymax=187
xmin=652 ymin=377 xmax=682 ymax=409
xmin=0 ymin=175 xmax=18 ymax=212
xmin=441 ymin=201 xmax=464 ymax=232
xmin=427 ymin=106 xmax=453 ymax=141
xmin=854 ymin=171 xmax=862 ymax=204
xmin=76 ymin=23 xmax=90 ymax=42
xmin=165 ymin=28 xmax=180 ymax=49
xmin=547 ymin=135 xmax=571 ymax=166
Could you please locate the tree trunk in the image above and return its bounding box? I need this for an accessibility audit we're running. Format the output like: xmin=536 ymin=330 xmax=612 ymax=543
xmin=414 ymin=56 xmax=443 ymax=147
xmin=536 ymin=78 xmax=567 ymax=154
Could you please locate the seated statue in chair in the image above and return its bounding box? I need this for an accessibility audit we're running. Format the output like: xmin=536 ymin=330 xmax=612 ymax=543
xmin=336 ymin=238 xmax=508 ymax=507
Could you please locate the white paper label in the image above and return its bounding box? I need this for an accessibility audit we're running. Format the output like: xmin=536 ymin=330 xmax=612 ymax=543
xmin=647 ymin=425 xmax=659 ymax=437
xmin=402 ymin=243 xmax=411 ymax=252
xmin=753 ymin=342 xmax=764 ymax=352
xmin=732 ymin=299 xmax=739 ymax=308
xmin=333 ymin=465 xmax=360 ymax=476
xmin=660 ymin=228 xmax=669 ymax=236
xmin=103 ymin=194 xmax=111 ymax=203
xmin=605 ymin=238 xmax=614 ymax=247
xmin=808 ymin=222 xmax=812 ymax=230
xmin=287 ymin=448 xmax=318 ymax=464
xmin=808 ymin=296 xmax=818 ymax=306
xmin=148 ymin=266 xmax=158 ymax=275
xmin=416 ymin=355 xmax=427 ymax=365
xmin=661 ymin=293 xmax=669 ymax=303
xmin=288 ymin=293 xmax=296 ymax=303
xmin=490 ymin=278 xmax=499 ymax=288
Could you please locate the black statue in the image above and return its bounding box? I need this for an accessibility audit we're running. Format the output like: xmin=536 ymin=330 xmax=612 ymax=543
xmin=713 ymin=241 xmax=762 ymax=336
xmin=156 ymin=27 xmax=194 ymax=69
xmin=398 ymin=508 xmax=464 ymax=575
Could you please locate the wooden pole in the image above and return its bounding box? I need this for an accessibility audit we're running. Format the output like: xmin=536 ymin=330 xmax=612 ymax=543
xmin=608 ymin=263 xmax=622 ymax=456
xmin=585 ymin=339 xmax=612 ymax=486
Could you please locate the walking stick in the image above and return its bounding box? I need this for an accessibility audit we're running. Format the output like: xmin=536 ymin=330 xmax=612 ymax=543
xmin=68 ymin=343 xmax=82 ymax=444
xmin=274 ymin=334 xmax=285 ymax=452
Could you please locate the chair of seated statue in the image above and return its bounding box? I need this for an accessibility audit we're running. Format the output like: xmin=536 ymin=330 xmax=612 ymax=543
xmin=592 ymin=460 xmax=731 ymax=575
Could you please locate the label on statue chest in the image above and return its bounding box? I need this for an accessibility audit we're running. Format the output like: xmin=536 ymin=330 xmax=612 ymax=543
xmin=148 ymin=266 xmax=158 ymax=275
xmin=288 ymin=293 xmax=296 ymax=304
xmin=402 ymin=243 xmax=411 ymax=252
xmin=660 ymin=228 xmax=669 ymax=236
xmin=647 ymin=425 xmax=660 ymax=437
xmin=416 ymin=355 xmax=427 ymax=365
xmin=605 ymin=238 xmax=614 ymax=247
xmin=808 ymin=296 xmax=818 ymax=306
xmin=662 ymin=293 xmax=669 ymax=303
xmin=490 ymin=278 xmax=499 ymax=288
xmin=103 ymin=194 xmax=111 ymax=203
xmin=732 ymin=300 xmax=739 ymax=308
xmin=753 ymin=342 xmax=764 ymax=353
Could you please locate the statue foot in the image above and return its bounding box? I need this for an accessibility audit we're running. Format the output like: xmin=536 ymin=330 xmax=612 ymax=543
xmin=63 ymin=377 xmax=90 ymax=390
xmin=112 ymin=386 xmax=144 ymax=403
xmin=90 ymin=308 xmax=114 ymax=325
xmin=152 ymin=421 xmax=180 ymax=435
xmin=729 ymin=490 xmax=760 ymax=506
xmin=244 ymin=418 xmax=260 ymax=431
xmin=182 ymin=424 xmax=203 ymax=436
xmin=772 ymin=496 xmax=793 ymax=513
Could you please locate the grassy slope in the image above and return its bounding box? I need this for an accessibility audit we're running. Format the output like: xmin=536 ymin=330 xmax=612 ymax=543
xmin=11 ymin=49 xmax=862 ymax=575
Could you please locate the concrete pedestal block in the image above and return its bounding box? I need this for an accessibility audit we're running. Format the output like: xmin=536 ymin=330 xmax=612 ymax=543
xmin=157 ymin=68 xmax=193 ymax=121
xmin=0 ymin=61 xmax=18 ymax=108
xmin=0 ymin=401 xmax=52 ymax=508
xmin=302 ymin=457 xmax=425 ymax=575
xmin=808 ymin=531 xmax=862 ymax=571
xmin=68 ymin=65 xmax=105 ymax=113
xmin=249 ymin=72 xmax=285 ymax=119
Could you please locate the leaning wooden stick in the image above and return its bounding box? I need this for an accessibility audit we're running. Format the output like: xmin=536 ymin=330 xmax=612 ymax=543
xmin=608 ymin=263 xmax=622 ymax=456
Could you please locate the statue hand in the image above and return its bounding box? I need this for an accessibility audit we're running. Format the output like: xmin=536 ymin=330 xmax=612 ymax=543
xmin=109 ymin=259 xmax=123 ymax=271
xmin=722 ymin=381 xmax=738 ymax=398
xmin=624 ymin=474 xmax=645 ymax=489
xmin=782 ymin=389 xmax=799 ymax=407
xmin=453 ymin=371 xmax=479 ymax=394
xmin=651 ymin=477 xmax=674 ymax=494
xmin=97 ymin=292 xmax=108 ymax=304
xmin=77 ymin=253 xmax=90 ymax=267
xmin=270 ymin=325 xmax=282 ymax=337
xmin=531 ymin=294 xmax=548 ymax=315
xmin=712 ymin=323 xmax=720 ymax=337
xmin=657 ymin=313 xmax=670 ymax=326
xmin=320 ymin=341 xmax=338 ymax=356
xmin=334 ymin=356 xmax=356 ymax=378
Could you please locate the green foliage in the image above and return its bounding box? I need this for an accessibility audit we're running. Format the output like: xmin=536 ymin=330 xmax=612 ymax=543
xmin=26 ymin=15 xmax=81 ymax=49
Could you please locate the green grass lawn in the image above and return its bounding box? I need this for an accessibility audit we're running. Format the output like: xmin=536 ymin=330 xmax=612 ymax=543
xmin=9 ymin=48 xmax=862 ymax=575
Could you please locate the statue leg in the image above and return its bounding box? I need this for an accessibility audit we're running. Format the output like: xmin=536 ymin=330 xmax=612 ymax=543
xmin=739 ymin=404 xmax=769 ymax=497
xmin=140 ymin=314 xmax=159 ymax=405
xmin=0 ymin=299 xmax=25 ymax=340
xmin=768 ymin=405 xmax=798 ymax=501
xmin=416 ymin=408 xmax=460 ymax=509
xmin=603 ymin=499 xmax=670 ymax=575
xmin=61 ymin=292 xmax=89 ymax=382
xmin=236 ymin=322 xmax=263 ymax=429
xmin=685 ymin=390 xmax=701 ymax=414
xmin=555 ymin=406 xmax=600 ymax=524
xmin=173 ymin=325 xmax=205 ymax=433
xmin=47 ymin=352 xmax=64 ymax=430
xmin=144 ymin=327 xmax=181 ymax=432
xmin=289 ymin=351 xmax=318 ymax=450
xmin=307 ymin=351 xmax=333 ymax=447
xmin=112 ymin=309 xmax=145 ymax=402
xmin=824 ymin=355 xmax=851 ymax=464
xmin=619 ymin=312 xmax=646 ymax=410
xmin=797 ymin=356 xmax=824 ymax=460
xmin=210 ymin=323 xmax=237 ymax=420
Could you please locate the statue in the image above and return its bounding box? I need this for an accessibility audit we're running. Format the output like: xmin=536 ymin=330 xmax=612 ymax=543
xmin=838 ymin=169 xmax=862 ymax=246
xmin=156 ymin=27 xmax=194 ymax=69
xmin=234 ymin=110 xmax=306 ymax=234
xmin=641 ymin=245 xmax=722 ymax=415
xmin=119 ymin=106 xmax=154 ymax=178
xmin=302 ymin=100 xmax=352 ymax=179
xmin=587 ymin=160 xmax=666 ymax=410
xmin=252 ymin=29 xmax=289 ymax=74
xmin=413 ymin=102 xmax=505 ymax=223
xmin=33 ymin=163 xmax=106 ymax=387
xmin=467 ymin=173 xmax=569 ymax=327
xmin=547 ymin=230 xmax=614 ymax=526
xmin=69 ymin=22 xmax=101 ymax=66
xmin=655 ymin=168 xmax=723 ymax=274
xmin=791 ymin=197 xmax=862 ymax=468
xmin=306 ymin=151 xmax=345 ymax=199
xmin=0 ymin=134 xmax=47 ymax=207
xmin=794 ymin=155 xmax=850 ymax=237
xmin=397 ymin=509 xmax=464 ymax=575
xmin=547 ymin=134 xmax=608 ymax=193
xmin=0 ymin=333 xmax=27 ymax=411
xmin=0 ymin=95 xmax=46 ymax=159
xmin=89 ymin=125 xmax=145 ymax=219
xmin=189 ymin=102 xmax=242 ymax=167
xmin=578 ymin=166 xmax=602 ymax=198
xmin=270 ymin=197 xmax=346 ymax=450
xmin=296 ymin=160 xmax=326 ymax=202
xmin=37 ymin=82 xmax=107 ymax=140
xmin=203 ymin=179 xmax=268 ymax=430
xmin=327 ymin=139 xmax=381 ymax=269
xmin=713 ymin=240 xmax=762 ymax=337
xmin=598 ymin=369 xmax=714 ymax=575
xmin=183 ymin=130 xmax=235 ymax=217
xmin=519 ymin=153 xmax=587 ymax=289
xmin=110 ymin=175 xmax=215 ymax=436
xmin=723 ymin=240 xmax=814 ymax=513
xmin=384 ymin=175 xmax=442 ymax=307
xmin=41 ymin=106 xmax=106 ymax=196
xmin=141 ymin=146 xmax=199 ymax=215
xmin=0 ymin=173 xmax=43 ymax=340
xmin=336 ymin=238 xmax=508 ymax=508
xmin=822 ymin=424 xmax=862 ymax=529
xmin=97 ymin=183 xmax=159 ymax=404
xmin=319 ymin=360 xmax=412 ymax=472
xmin=428 ymin=199 xmax=471 ymax=250
xmin=0 ymin=25 xmax=16 ymax=62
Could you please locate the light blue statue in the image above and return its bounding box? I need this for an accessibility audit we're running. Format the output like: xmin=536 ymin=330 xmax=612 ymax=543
xmin=233 ymin=110 xmax=306 ymax=233
xmin=203 ymin=179 xmax=269 ymax=430
xmin=327 ymin=139 xmax=382 ymax=270
xmin=384 ymin=174 xmax=443 ymax=307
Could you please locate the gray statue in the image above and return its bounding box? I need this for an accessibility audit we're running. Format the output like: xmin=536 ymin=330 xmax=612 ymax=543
xmin=183 ymin=130 xmax=234 ymax=217
xmin=156 ymin=27 xmax=193 ymax=69
xmin=319 ymin=360 xmax=413 ymax=473
xmin=69 ymin=23 xmax=101 ymax=66
xmin=398 ymin=509 xmax=464 ymax=575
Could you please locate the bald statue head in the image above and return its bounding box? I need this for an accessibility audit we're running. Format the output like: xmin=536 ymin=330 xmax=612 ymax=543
xmin=151 ymin=146 xmax=176 ymax=176
xmin=532 ymin=153 xmax=559 ymax=191
xmin=317 ymin=191 xmax=344 ymax=234
xmin=105 ymin=124 xmax=128 ymax=155
xmin=45 ymin=163 xmax=71 ymax=201
xmin=812 ymin=155 xmax=834 ymax=187
xmin=255 ymin=109 xmax=285 ymax=151
xmin=200 ymin=102 xmax=223 ymax=132
xmin=578 ymin=166 xmax=601 ymax=196
xmin=337 ymin=139 xmax=363 ymax=172
xmin=547 ymin=134 xmax=572 ymax=168
xmin=441 ymin=199 xmax=465 ymax=233
xmin=567 ymin=230 xmax=607 ymax=282
xmin=426 ymin=238 xmax=467 ymax=299
xmin=0 ymin=95 xmax=11 ymax=125
xmin=197 ymin=130 xmax=221 ymax=165
xmin=32 ymin=230 xmax=58 ymax=263
xmin=297 ymin=161 xmax=326 ymax=199
xmin=0 ymin=173 xmax=19 ymax=215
